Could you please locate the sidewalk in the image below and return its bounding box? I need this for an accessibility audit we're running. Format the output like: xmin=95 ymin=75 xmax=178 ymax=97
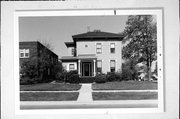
xmin=77 ymin=84 xmax=92 ymax=102
xmin=20 ymin=100 xmax=158 ymax=109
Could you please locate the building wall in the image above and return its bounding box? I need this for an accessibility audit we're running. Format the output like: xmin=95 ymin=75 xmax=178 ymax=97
xmin=19 ymin=41 xmax=58 ymax=78
xmin=76 ymin=40 xmax=122 ymax=73
xmin=62 ymin=62 xmax=77 ymax=71
xmin=66 ymin=47 xmax=74 ymax=56
xmin=19 ymin=42 xmax=38 ymax=67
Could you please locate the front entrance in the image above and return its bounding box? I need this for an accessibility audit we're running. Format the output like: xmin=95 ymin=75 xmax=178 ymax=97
xmin=82 ymin=62 xmax=92 ymax=76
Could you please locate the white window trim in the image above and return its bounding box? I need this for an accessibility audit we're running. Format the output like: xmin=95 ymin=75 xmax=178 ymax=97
xmin=96 ymin=43 xmax=102 ymax=54
xmin=19 ymin=49 xmax=29 ymax=58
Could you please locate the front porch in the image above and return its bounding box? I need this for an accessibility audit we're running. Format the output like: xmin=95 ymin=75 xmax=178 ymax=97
xmin=77 ymin=54 xmax=97 ymax=77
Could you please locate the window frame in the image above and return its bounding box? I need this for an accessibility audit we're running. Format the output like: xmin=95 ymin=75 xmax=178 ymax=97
xmin=69 ymin=64 xmax=75 ymax=71
xmin=110 ymin=43 xmax=115 ymax=53
xmin=96 ymin=43 xmax=102 ymax=54
xmin=97 ymin=60 xmax=102 ymax=73
xmin=110 ymin=60 xmax=116 ymax=72
xmin=71 ymin=48 xmax=75 ymax=56
xmin=19 ymin=49 xmax=30 ymax=58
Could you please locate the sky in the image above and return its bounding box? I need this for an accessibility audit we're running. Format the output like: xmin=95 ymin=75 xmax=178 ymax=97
xmin=19 ymin=16 xmax=128 ymax=58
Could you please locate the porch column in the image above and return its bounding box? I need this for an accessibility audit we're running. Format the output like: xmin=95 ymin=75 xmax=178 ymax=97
xmin=78 ymin=60 xmax=81 ymax=76
xmin=93 ymin=59 xmax=96 ymax=76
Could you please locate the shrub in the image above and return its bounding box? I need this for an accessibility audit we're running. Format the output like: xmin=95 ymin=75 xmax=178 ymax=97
xmin=121 ymin=60 xmax=139 ymax=81
xmin=106 ymin=72 xmax=122 ymax=82
xmin=67 ymin=74 xmax=80 ymax=84
xmin=65 ymin=70 xmax=78 ymax=82
xmin=20 ymin=76 xmax=41 ymax=85
xmin=95 ymin=74 xmax=107 ymax=83
xmin=55 ymin=72 xmax=66 ymax=82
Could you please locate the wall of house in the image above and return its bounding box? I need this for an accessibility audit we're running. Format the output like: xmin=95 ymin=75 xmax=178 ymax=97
xmin=66 ymin=47 xmax=74 ymax=56
xmin=19 ymin=42 xmax=38 ymax=66
xmin=19 ymin=42 xmax=59 ymax=78
xmin=62 ymin=62 xmax=77 ymax=71
xmin=76 ymin=40 xmax=122 ymax=73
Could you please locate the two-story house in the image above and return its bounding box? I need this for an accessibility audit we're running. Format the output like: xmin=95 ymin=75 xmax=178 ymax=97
xmin=60 ymin=30 xmax=123 ymax=77
xmin=19 ymin=41 xmax=58 ymax=79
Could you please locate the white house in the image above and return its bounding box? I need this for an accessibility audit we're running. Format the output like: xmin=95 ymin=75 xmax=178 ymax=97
xmin=60 ymin=30 xmax=124 ymax=77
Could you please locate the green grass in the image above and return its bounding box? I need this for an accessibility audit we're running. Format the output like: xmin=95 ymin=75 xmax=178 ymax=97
xmin=20 ymin=92 xmax=79 ymax=101
xmin=92 ymin=81 xmax=157 ymax=90
xmin=20 ymin=83 xmax=81 ymax=91
xmin=92 ymin=92 xmax=158 ymax=100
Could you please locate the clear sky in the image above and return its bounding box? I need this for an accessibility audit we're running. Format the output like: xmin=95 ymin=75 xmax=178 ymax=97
xmin=19 ymin=16 xmax=128 ymax=58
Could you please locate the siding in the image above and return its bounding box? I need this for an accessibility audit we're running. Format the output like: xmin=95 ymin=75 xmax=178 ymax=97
xmin=76 ymin=40 xmax=122 ymax=73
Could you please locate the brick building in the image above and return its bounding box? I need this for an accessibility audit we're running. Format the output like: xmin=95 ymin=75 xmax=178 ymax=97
xmin=19 ymin=41 xmax=58 ymax=80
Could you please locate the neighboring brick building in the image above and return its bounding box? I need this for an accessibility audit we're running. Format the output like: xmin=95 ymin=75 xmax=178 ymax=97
xmin=19 ymin=41 xmax=58 ymax=79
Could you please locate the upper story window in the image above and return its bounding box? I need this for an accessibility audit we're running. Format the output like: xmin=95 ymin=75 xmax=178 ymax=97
xmin=97 ymin=60 xmax=102 ymax=74
xmin=110 ymin=60 xmax=116 ymax=72
xmin=110 ymin=43 xmax=115 ymax=53
xmin=96 ymin=43 xmax=102 ymax=54
xmin=71 ymin=48 xmax=75 ymax=56
xmin=19 ymin=49 xmax=29 ymax=58
xmin=69 ymin=64 xmax=75 ymax=71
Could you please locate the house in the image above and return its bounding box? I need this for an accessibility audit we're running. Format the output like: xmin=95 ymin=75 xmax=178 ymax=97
xmin=19 ymin=41 xmax=58 ymax=79
xmin=60 ymin=30 xmax=124 ymax=77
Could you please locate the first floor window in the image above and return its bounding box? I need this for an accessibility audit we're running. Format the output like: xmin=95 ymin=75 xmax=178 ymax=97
xmin=69 ymin=64 xmax=75 ymax=70
xmin=97 ymin=60 xmax=102 ymax=74
xmin=110 ymin=60 xmax=116 ymax=72
xmin=19 ymin=49 xmax=29 ymax=58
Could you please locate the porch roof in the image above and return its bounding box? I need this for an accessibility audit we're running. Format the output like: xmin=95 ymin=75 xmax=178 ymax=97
xmin=60 ymin=54 xmax=97 ymax=61
xmin=77 ymin=54 xmax=97 ymax=59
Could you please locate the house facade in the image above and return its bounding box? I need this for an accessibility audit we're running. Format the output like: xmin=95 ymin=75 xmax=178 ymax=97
xmin=19 ymin=41 xmax=58 ymax=79
xmin=60 ymin=31 xmax=124 ymax=77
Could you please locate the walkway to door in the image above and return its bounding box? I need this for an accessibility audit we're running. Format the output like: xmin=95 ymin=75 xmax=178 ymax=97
xmin=77 ymin=84 xmax=92 ymax=102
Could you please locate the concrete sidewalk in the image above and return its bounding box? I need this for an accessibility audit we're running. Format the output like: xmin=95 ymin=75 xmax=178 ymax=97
xmin=20 ymin=100 xmax=158 ymax=109
xmin=77 ymin=84 xmax=92 ymax=102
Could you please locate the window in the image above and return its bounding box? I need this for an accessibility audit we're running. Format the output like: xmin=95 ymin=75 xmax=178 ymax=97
xmin=19 ymin=49 xmax=29 ymax=58
xmin=110 ymin=43 xmax=115 ymax=53
xmin=110 ymin=60 xmax=116 ymax=72
xmin=71 ymin=48 xmax=75 ymax=56
xmin=69 ymin=64 xmax=75 ymax=70
xmin=97 ymin=60 xmax=102 ymax=74
xmin=96 ymin=43 xmax=102 ymax=54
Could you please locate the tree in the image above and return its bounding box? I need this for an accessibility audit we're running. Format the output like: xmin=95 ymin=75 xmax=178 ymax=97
xmin=20 ymin=41 xmax=62 ymax=83
xmin=122 ymin=15 xmax=157 ymax=80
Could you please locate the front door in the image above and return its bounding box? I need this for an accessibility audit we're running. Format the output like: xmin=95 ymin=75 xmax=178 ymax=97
xmin=82 ymin=62 xmax=92 ymax=76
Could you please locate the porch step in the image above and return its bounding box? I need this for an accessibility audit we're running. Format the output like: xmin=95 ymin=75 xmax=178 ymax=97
xmin=79 ymin=77 xmax=95 ymax=83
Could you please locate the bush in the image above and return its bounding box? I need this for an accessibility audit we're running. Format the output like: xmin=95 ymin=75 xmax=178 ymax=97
xmin=65 ymin=70 xmax=78 ymax=82
xmin=67 ymin=74 xmax=80 ymax=84
xmin=95 ymin=74 xmax=107 ymax=83
xmin=121 ymin=60 xmax=139 ymax=81
xmin=106 ymin=72 xmax=122 ymax=82
xmin=20 ymin=76 xmax=41 ymax=85
xmin=55 ymin=72 xmax=66 ymax=82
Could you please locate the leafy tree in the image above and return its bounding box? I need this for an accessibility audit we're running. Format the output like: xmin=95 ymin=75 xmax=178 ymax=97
xmin=122 ymin=15 xmax=157 ymax=80
xmin=121 ymin=59 xmax=139 ymax=81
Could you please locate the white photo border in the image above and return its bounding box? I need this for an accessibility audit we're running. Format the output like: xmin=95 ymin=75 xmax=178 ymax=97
xmin=14 ymin=9 xmax=164 ymax=115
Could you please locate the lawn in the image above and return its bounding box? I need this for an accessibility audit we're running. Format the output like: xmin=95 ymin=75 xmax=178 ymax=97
xmin=20 ymin=83 xmax=81 ymax=91
xmin=92 ymin=92 xmax=158 ymax=100
xmin=92 ymin=81 xmax=157 ymax=90
xmin=20 ymin=92 xmax=79 ymax=101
